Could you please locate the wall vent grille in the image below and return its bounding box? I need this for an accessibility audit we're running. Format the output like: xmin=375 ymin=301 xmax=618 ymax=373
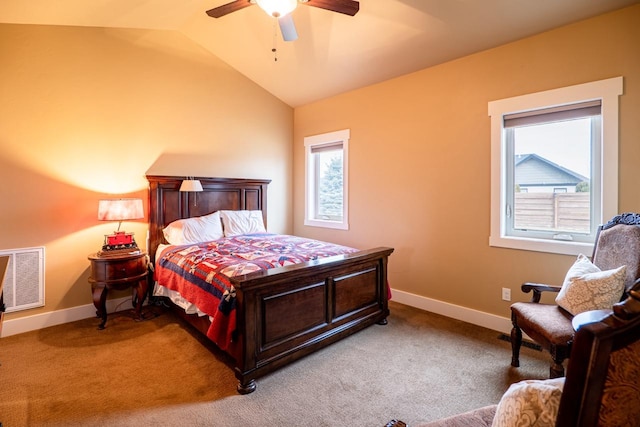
xmin=0 ymin=247 xmax=45 ymax=312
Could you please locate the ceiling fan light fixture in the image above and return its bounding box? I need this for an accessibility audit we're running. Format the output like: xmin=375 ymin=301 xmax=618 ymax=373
xmin=255 ymin=0 xmax=297 ymax=17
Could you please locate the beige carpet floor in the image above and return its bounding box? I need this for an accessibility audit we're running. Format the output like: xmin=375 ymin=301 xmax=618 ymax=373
xmin=0 ymin=301 xmax=548 ymax=426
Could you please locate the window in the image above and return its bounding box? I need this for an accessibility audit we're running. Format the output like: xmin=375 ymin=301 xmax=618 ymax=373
xmin=304 ymin=129 xmax=349 ymax=230
xmin=489 ymin=77 xmax=623 ymax=255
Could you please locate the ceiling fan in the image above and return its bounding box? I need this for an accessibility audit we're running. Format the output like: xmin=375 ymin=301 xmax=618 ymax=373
xmin=206 ymin=0 xmax=360 ymax=42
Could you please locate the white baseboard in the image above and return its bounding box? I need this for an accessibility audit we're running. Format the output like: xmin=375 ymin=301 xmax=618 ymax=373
xmin=1 ymin=296 xmax=132 ymax=337
xmin=3 ymin=291 xmax=514 ymax=339
xmin=391 ymin=289 xmax=514 ymax=335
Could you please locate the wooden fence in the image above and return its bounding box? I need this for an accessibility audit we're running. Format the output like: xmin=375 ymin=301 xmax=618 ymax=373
xmin=514 ymin=193 xmax=590 ymax=232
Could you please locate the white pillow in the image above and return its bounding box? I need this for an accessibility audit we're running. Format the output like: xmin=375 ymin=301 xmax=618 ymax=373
xmin=162 ymin=211 xmax=224 ymax=245
xmin=220 ymin=210 xmax=266 ymax=237
xmin=555 ymin=254 xmax=626 ymax=316
xmin=491 ymin=377 xmax=565 ymax=427
xmin=562 ymin=253 xmax=601 ymax=277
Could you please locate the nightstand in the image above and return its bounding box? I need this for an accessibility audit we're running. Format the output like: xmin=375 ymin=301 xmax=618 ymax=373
xmin=88 ymin=251 xmax=148 ymax=329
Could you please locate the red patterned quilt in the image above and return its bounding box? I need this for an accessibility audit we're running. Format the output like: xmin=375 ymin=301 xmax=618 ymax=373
xmin=155 ymin=233 xmax=358 ymax=351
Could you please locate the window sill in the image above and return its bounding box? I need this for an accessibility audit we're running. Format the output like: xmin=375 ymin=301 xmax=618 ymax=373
xmin=304 ymin=219 xmax=348 ymax=230
xmin=489 ymin=235 xmax=593 ymax=256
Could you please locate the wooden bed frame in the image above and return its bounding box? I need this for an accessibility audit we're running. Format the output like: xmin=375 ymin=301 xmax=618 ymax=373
xmin=147 ymin=175 xmax=394 ymax=394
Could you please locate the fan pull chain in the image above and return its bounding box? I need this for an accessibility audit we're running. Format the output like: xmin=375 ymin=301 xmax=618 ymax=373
xmin=272 ymin=18 xmax=278 ymax=62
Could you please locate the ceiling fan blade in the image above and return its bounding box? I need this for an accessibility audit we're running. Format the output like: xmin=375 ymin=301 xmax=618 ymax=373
xmin=303 ymin=0 xmax=359 ymax=16
xmin=206 ymin=0 xmax=253 ymax=18
xmin=278 ymin=14 xmax=299 ymax=42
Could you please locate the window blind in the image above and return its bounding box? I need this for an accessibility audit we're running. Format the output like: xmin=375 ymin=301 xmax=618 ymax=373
xmin=310 ymin=142 xmax=343 ymax=154
xmin=504 ymin=100 xmax=601 ymax=128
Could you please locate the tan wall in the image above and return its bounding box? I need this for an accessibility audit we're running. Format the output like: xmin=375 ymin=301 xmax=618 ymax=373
xmin=0 ymin=24 xmax=293 ymax=320
xmin=293 ymin=5 xmax=640 ymax=317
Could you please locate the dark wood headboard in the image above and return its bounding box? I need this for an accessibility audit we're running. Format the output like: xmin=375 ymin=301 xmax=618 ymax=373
xmin=146 ymin=175 xmax=271 ymax=260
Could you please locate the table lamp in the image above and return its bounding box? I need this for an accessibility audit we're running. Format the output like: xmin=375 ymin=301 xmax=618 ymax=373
xmin=97 ymin=198 xmax=144 ymax=256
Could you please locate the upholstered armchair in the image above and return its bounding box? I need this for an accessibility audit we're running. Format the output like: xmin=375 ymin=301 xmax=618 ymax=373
xmin=510 ymin=212 xmax=640 ymax=378
xmin=390 ymin=284 xmax=640 ymax=427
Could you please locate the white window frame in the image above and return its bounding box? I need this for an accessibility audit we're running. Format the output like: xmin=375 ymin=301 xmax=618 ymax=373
xmin=304 ymin=129 xmax=350 ymax=230
xmin=488 ymin=77 xmax=623 ymax=255
xmin=504 ymin=104 xmax=601 ymax=244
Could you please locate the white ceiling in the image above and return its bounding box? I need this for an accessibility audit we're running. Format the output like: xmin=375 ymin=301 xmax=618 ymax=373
xmin=2 ymin=0 xmax=638 ymax=107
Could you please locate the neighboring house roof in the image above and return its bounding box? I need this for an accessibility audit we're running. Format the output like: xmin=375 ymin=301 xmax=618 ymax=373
xmin=515 ymin=154 xmax=588 ymax=187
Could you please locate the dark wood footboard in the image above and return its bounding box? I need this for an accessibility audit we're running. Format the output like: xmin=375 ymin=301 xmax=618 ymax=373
xmin=232 ymin=247 xmax=393 ymax=394
xmin=146 ymin=175 xmax=393 ymax=394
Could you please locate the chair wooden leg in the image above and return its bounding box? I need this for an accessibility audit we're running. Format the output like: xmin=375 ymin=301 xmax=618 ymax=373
xmin=549 ymin=344 xmax=567 ymax=378
xmin=510 ymin=314 xmax=522 ymax=368
xmin=550 ymin=356 xmax=565 ymax=378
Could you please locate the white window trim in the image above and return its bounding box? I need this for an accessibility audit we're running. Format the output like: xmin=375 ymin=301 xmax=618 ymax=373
xmin=488 ymin=77 xmax=623 ymax=255
xmin=304 ymin=129 xmax=350 ymax=230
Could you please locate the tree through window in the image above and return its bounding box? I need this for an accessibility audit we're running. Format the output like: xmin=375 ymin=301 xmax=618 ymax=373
xmin=304 ymin=129 xmax=350 ymax=230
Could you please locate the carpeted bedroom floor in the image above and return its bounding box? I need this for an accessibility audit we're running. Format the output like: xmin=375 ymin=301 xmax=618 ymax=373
xmin=0 ymin=301 xmax=549 ymax=426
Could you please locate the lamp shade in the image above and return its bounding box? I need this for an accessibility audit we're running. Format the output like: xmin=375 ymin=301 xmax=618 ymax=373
xmin=179 ymin=179 xmax=204 ymax=192
xmin=98 ymin=198 xmax=144 ymax=221
xmin=256 ymin=0 xmax=297 ymax=17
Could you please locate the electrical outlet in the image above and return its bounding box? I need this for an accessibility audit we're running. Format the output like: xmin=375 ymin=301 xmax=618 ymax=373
xmin=502 ymin=287 xmax=511 ymax=301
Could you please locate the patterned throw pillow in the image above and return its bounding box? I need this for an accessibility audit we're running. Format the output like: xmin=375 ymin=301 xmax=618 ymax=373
xmin=555 ymin=254 xmax=626 ymax=316
xmin=491 ymin=378 xmax=565 ymax=427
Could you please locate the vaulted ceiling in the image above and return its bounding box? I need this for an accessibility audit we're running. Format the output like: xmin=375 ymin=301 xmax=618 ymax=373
xmin=2 ymin=0 xmax=638 ymax=106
